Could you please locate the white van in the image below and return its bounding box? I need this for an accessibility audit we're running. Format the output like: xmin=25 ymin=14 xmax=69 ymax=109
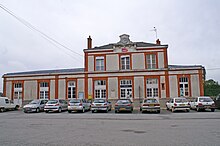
xmin=0 ymin=97 xmax=19 ymax=112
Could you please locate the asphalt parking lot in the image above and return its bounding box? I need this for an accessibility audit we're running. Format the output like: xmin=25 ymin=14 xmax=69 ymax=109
xmin=0 ymin=109 xmax=220 ymax=146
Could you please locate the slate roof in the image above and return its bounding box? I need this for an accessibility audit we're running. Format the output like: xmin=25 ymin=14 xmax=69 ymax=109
xmin=90 ymin=42 xmax=167 ymax=50
xmin=168 ymin=65 xmax=204 ymax=69
xmin=3 ymin=68 xmax=84 ymax=77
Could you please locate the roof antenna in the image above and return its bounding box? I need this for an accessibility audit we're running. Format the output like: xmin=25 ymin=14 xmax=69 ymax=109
xmin=150 ymin=27 xmax=158 ymax=39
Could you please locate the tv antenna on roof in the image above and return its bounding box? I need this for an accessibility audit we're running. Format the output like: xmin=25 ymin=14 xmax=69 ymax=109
xmin=150 ymin=27 xmax=158 ymax=39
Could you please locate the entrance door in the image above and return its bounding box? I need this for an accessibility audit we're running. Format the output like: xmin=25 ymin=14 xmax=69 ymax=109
xmin=120 ymin=80 xmax=132 ymax=100
xmin=179 ymin=77 xmax=189 ymax=97
xmin=14 ymin=91 xmax=22 ymax=107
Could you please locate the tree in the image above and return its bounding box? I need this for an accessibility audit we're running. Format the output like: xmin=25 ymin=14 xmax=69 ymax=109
xmin=204 ymin=79 xmax=220 ymax=96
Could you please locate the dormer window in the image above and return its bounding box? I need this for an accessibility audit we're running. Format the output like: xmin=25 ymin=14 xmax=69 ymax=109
xmin=121 ymin=55 xmax=130 ymax=70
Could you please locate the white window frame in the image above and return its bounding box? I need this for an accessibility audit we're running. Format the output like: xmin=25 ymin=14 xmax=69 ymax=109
xmin=146 ymin=78 xmax=159 ymax=98
xmin=121 ymin=55 xmax=130 ymax=70
xmin=120 ymin=80 xmax=132 ymax=99
xmin=179 ymin=77 xmax=189 ymax=97
xmin=94 ymin=80 xmax=106 ymax=99
xmin=146 ymin=54 xmax=156 ymax=69
xmin=95 ymin=56 xmax=104 ymax=71
xmin=68 ymin=81 xmax=76 ymax=99
xmin=39 ymin=82 xmax=49 ymax=99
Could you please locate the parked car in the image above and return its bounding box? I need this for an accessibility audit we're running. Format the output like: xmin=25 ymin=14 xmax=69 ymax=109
xmin=190 ymin=96 xmax=215 ymax=112
xmin=44 ymin=99 xmax=68 ymax=113
xmin=68 ymin=99 xmax=91 ymax=113
xmin=0 ymin=97 xmax=19 ymax=112
xmin=166 ymin=97 xmax=190 ymax=112
xmin=23 ymin=99 xmax=48 ymax=113
xmin=91 ymin=99 xmax=111 ymax=113
xmin=214 ymin=94 xmax=220 ymax=109
xmin=140 ymin=98 xmax=160 ymax=113
xmin=115 ymin=99 xmax=133 ymax=113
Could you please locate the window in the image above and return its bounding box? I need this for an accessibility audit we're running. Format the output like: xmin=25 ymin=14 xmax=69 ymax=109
xmin=68 ymin=81 xmax=76 ymax=99
xmin=121 ymin=55 xmax=130 ymax=70
xmin=146 ymin=54 xmax=157 ymax=69
xmin=39 ymin=81 xmax=49 ymax=99
xmin=94 ymin=80 xmax=107 ymax=99
xmin=40 ymin=82 xmax=49 ymax=87
xmin=179 ymin=77 xmax=189 ymax=97
xmin=120 ymin=79 xmax=132 ymax=99
xmin=95 ymin=56 xmax=104 ymax=71
xmin=146 ymin=78 xmax=159 ymax=98
xmin=14 ymin=83 xmax=22 ymax=88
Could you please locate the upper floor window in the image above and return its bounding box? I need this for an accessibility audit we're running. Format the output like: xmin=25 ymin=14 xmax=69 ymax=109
xmin=146 ymin=54 xmax=156 ymax=69
xmin=95 ymin=56 xmax=104 ymax=71
xmin=121 ymin=55 xmax=130 ymax=70
xmin=95 ymin=80 xmax=106 ymax=86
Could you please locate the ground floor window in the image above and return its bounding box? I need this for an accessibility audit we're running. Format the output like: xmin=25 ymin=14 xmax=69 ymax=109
xmin=40 ymin=91 xmax=49 ymax=99
xmin=94 ymin=80 xmax=106 ymax=99
xmin=179 ymin=77 xmax=189 ymax=97
xmin=120 ymin=80 xmax=132 ymax=99
xmin=68 ymin=81 xmax=76 ymax=99
xmin=14 ymin=91 xmax=22 ymax=99
xmin=146 ymin=78 xmax=159 ymax=98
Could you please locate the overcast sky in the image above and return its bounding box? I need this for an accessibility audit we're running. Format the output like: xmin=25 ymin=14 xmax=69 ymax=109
xmin=0 ymin=0 xmax=220 ymax=92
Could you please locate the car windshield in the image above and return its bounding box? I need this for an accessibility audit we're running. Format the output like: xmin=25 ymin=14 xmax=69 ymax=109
xmin=30 ymin=100 xmax=40 ymax=104
xmin=94 ymin=99 xmax=105 ymax=103
xmin=69 ymin=99 xmax=81 ymax=103
xmin=117 ymin=100 xmax=130 ymax=104
xmin=47 ymin=100 xmax=58 ymax=104
xmin=199 ymin=97 xmax=213 ymax=102
xmin=144 ymin=99 xmax=158 ymax=103
xmin=175 ymin=98 xmax=188 ymax=103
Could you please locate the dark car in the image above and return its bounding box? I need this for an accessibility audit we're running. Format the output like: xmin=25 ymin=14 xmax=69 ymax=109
xmin=115 ymin=99 xmax=133 ymax=113
xmin=214 ymin=94 xmax=220 ymax=109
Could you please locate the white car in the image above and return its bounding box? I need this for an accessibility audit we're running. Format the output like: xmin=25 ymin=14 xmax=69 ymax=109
xmin=44 ymin=99 xmax=68 ymax=113
xmin=0 ymin=97 xmax=19 ymax=112
xmin=23 ymin=99 xmax=48 ymax=113
xmin=166 ymin=97 xmax=190 ymax=112
xmin=190 ymin=96 xmax=215 ymax=112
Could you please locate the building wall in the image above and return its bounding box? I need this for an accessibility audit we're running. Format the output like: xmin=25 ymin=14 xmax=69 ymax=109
xmin=6 ymin=81 xmax=12 ymax=99
xmin=134 ymin=76 xmax=144 ymax=99
xmin=77 ymin=78 xmax=84 ymax=97
xmin=132 ymin=54 xmax=145 ymax=70
xmin=106 ymin=54 xmax=119 ymax=71
xmin=108 ymin=77 xmax=118 ymax=99
xmin=50 ymin=80 xmax=55 ymax=99
xmin=191 ymin=74 xmax=200 ymax=97
xmin=88 ymin=78 xmax=93 ymax=98
xmin=88 ymin=56 xmax=94 ymax=72
xmin=24 ymin=81 xmax=37 ymax=100
xmin=158 ymin=52 xmax=164 ymax=69
xmin=160 ymin=76 xmax=166 ymax=98
xmin=169 ymin=75 xmax=178 ymax=97
xmin=58 ymin=79 xmax=65 ymax=99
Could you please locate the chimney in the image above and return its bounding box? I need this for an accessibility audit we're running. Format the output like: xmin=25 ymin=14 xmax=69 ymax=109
xmin=156 ymin=39 xmax=161 ymax=45
xmin=87 ymin=36 xmax=92 ymax=49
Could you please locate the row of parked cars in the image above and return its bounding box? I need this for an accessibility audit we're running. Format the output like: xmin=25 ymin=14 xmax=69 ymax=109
xmin=20 ymin=96 xmax=220 ymax=114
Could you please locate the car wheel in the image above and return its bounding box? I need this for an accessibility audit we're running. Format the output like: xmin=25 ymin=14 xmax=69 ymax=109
xmin=140 ymin=108 xmax=142 ymax=111
xmin=115 ymin=110 xmax=118 ymax=113
xmin=92 ymin=110 xmax=94 ymax=113
xmin=166 ymin=105 xmax=169 ymax=110
xmin=68 ymin=110 xmax=71 ymax=113
xmin=196 ymin=107 xmax=200 ymax=112
xmin=36 ymin=108 xmax=40 ymax=113
xmin=45 ymin=111 xmax=49 ymax=113
xmin=158 ymin=110 xmax=160 ymax=114
xmin=58 ymin=108 xmax=62 ymax=113
xmin=171 ymin=107 xmax=175 ymax=113
xmin=186 ymin=109 xmax=190 ymax=112
xmin=211 ymin=109 xmax=215 ymax=112
xmin=15 ymin=105 xmax=19 ymax=110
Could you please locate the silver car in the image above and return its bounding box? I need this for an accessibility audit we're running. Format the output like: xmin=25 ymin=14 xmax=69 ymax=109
xmin=44 ymin=99 xmax=68 ymax=113
xmin=91 ymin=99 xmax=111 ymax=113
xmin=68 ymin=99 xmax=91 ymax=113
xmin=23 ymin=99 xmax=48 ymax=113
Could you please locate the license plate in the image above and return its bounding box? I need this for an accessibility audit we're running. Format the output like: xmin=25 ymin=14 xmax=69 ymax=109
xmin=180 ymin=104 xmax=185 ymax=106
xmin=120 ymin=108 xmax=126 ymax=110
xmin=149 ymin=104 xmax=154 ymax=106
xmin=204 ymin=106 xmax=210 ymax=108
